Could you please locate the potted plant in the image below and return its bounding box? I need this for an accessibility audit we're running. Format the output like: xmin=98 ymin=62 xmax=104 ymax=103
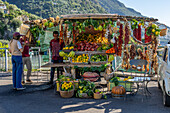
xmin=60 ymin=82 xmax=74 ymax=98
xmin=93 ymin=88 xmax=107 ymax=99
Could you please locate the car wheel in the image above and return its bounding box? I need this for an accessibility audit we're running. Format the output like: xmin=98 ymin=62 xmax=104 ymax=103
xmin=158 ymin=82 xmax=161 ymax=89
xmin=163 ymin=84 xmax=170 ymax=107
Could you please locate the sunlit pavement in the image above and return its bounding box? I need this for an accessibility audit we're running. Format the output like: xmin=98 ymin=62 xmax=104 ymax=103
xmin=0 ymin=72 xmax=170 ymax=113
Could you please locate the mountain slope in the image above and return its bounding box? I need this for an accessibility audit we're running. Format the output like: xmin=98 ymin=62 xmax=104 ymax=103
xmin=3 ymin=0 xmax=107 ymax=18
xmin=3 ymin=0 xmax=142 ymax=18
xmin=96 ymin=0 xmax=142 ymax=16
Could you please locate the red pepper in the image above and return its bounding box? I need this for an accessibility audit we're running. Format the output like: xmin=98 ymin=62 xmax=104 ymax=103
xmin=73 ymin=23 xmax=76 ymax=44
xmin=145 ymin=29 xmax=151 ymax=43
xmin=125 ymin=24 xmax=130 ymax=46
xmin=138 ymin=25 xmax=141 ymax=41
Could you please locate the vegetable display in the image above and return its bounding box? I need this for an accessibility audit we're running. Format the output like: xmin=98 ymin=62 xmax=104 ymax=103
xmin=76 ymin=80 xmax=95 ymax=98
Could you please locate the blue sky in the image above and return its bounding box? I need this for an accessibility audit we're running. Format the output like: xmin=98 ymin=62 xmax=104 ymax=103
xmin=118 ymin=0 xmax=170 ymax=27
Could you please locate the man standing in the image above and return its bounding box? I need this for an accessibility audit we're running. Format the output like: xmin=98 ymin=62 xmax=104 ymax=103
xmin=9 ymin=32 xmax=25 ymax=90
xmin=48 ymin=31 xmax=65 ymax=84
xmin=20 ymin=36 xmax=32 ymax=84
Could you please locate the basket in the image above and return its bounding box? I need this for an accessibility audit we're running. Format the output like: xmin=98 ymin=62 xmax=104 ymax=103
xmin=20 ymin=24 xmax=30 ymax=35
xmin=59 ymin=82 xmax=75 ymax=98
xmin=93 ymin=85 xmax=104 ymax=99
xmin=160 ymin=28 xmax=168 ymax=36
xmin=60 ymin=89 xmax=74 ymax=98
xmin=90 ymin=53 xmax=108 ymax=65
xmin=94 ymin=93 xmax=102 ymax=99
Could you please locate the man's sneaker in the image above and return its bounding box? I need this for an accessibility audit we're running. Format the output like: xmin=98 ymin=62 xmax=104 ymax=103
xmin=13 ymin=88 xmax=17 ymax=90
xmin=16 ymin=87 xmax=26 ymax=91
xmin=26 ymin=79 xmax=32 ymax=83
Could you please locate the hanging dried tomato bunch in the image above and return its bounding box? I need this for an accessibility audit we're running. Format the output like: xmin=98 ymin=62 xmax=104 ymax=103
xmin=124 ymin=22 xmax=130 ymax=47
xmin=130 ymin=44 xmax=136 ymax=59
xmin=117 ymin=23 xmax=123 ymax=56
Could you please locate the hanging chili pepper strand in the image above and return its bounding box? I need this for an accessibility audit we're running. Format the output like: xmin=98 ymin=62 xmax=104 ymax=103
xmin=130 ymin=44 xmax=136 ymax=59
xmin=124 ymin=23 xmax=130 ymax=47
xmin=72 ymin=23 xmax=76 ymax=44
xmin=145 ymin=29 xmax=151 ymax=43
xmin=118 ymin=23 xmax=123 ymax=56
xmin=114 ymin=36 xmax=118 ymax=55
xmin=138 ymin=25 xmax=141 ymax=41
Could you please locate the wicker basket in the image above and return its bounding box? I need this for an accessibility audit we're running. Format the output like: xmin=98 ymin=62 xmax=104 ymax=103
xmin=20 ymin=24 xmax=30 ymax=35
xmin=160 ymin=28 xmax=168 ymax=36
xmin=60 ymin=89 xmax=74 ymax=98
xmin=94 ymin=93 xmax=102 ymax=99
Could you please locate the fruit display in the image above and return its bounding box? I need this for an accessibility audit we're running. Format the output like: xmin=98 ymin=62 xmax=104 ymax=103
xmin=106 ymin=47 xmax=115 ymax=54
xmin=59 ymin=51 xmax=75 ymax=58
xmin=63 ymin=46 xmax=74 ymax=50
xmin=68 ymin=51 xmax=75 ymax=57
xmin=76 ymin=33 xmax=108 ymax=44
xmin=59 ymin=51 xmax=67 ymax=57
xmin=108 ymin=55 xmax=114 ymax=62
xmin=90 ymin=54 xmax=107 ymax=62
xmin=97 ymin=44 xmax=110 ymax=51
xmin=76 ymin=80 xmax=95 ymax=98
xmin=72 ymin=54 xmax=89 ymax=63
xmin=74 ymin=41 xmax=98 ymax=51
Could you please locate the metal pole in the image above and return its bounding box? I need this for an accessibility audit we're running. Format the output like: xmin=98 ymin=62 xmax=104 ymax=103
xmin=49 ymin=48 xmax=51 ymax=62
xmin=38 ymin=47 xmax=41 ymax=69
xmin=5 ymin=48 xmax=8 ymax=72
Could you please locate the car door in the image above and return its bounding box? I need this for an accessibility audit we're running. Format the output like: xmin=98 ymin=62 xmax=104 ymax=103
xmin=159 ymin=47 xmax=168 ymax=88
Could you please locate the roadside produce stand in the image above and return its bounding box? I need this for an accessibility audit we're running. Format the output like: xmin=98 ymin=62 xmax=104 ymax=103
xmin=23 ymin=14 xmax=167 ymax=99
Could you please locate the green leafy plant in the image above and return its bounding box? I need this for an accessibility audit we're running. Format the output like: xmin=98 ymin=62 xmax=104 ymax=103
xmin=146 ymin=24 xmax=161 ymax=36
xmin=76 ymin=80 xmax=95 ymax=98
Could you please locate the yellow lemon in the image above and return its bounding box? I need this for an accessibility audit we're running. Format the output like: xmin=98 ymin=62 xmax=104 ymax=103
xmin=152 ymin=29 xmax=155 ymax=33
xmin=155 ymin=31 xmax=159 ymax=36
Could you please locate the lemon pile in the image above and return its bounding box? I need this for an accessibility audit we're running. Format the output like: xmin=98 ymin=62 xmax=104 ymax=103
xmin=72 ymin=54 xmax=89 ymax=63
xmin=63 ymin=46 xmax=74 ymax=50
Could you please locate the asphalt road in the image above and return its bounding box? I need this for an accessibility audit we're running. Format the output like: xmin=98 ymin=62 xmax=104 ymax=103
xmin=0 ymin=76 xmax=170 ymax=113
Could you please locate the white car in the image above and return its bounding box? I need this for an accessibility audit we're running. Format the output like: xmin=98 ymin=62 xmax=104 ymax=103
xmin=158 ymin=43 xmax=170 ymax=107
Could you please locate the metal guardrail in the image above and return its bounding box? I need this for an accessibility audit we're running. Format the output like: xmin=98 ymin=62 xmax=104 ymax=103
xmin=0 ymin=47 xmax=51 ymax=72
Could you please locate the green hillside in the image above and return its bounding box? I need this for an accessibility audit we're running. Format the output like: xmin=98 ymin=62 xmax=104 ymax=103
xmin=3 ymin=0 xmax=142 ymax=18
xmin=0 ymin=0 xmax=40 ymax=39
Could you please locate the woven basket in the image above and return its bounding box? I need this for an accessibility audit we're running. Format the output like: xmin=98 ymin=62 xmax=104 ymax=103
xmin=60 ymin=89 xmax=74 ymax=98
xmin=160 ymin=28 xmax=168 ymax=36
xmin=59 ymin=82 xmax=75 ymax=98
xmin=20 ymin=24 xmax=30 ymax=35
xmin=94 ymin=93 xmax=102 ymax=99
